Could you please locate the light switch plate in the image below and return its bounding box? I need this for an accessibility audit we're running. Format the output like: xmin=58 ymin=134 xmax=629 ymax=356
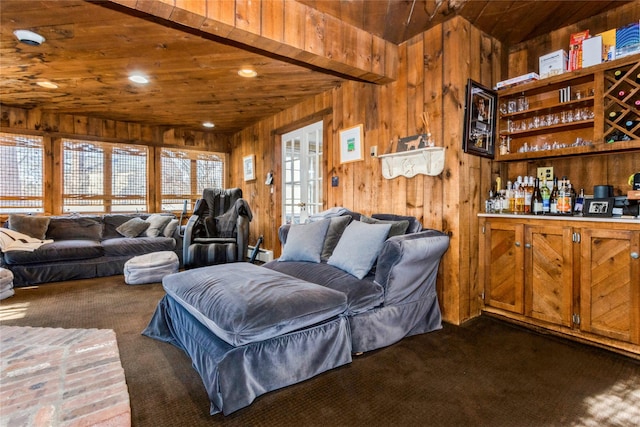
xmin=537 ymin=166 xmax=554 ymax=182
xmin=370 ymin=145 xmax=378 ymax=157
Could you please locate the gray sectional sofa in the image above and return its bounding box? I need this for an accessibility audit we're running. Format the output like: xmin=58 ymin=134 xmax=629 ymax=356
xmin=143 ymin=209 xmax=450 ymax=415
xmin=0 ymin=213 xmax=182 ymax=286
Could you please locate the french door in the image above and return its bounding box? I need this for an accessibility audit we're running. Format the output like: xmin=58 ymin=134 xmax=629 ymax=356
xmin=282 ymin=121 xmax=323 ymax=224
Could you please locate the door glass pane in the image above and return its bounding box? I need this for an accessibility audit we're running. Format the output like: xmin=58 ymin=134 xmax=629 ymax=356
xmin=282 ymin=121 xmax=322 ymax=224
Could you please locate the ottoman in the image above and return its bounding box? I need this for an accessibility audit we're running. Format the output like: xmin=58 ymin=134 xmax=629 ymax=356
xmin=0 ymin=267 xmax=15 ymax=300
xmin=124 ymin=251 xmax=179 ymax=285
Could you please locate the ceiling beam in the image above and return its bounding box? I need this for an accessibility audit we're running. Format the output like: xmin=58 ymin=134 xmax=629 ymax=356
xmin=107 ymin=0 xmax=397 ymax=84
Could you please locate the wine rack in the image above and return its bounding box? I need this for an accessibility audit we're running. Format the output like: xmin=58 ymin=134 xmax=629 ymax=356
xmin=604 ymin=61 xmax=640 ymax=142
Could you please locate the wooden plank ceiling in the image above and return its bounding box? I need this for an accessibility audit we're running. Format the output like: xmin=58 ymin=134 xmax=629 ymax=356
xmin=0 ymin=0 xmax=630 ymax=133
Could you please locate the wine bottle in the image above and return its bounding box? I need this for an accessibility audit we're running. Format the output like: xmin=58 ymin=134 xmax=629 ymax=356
xmin=625 ymin=120 xmax=637 ymax=130
xmin=608 ymin=111 xmax=621 ymax=121
xmin=617 ymin=90 xmax=627 ymax=99
xmin=531 ymin=177 xmax=544 ymax=215
xmin=541 ymin=178 xmax=551 ymax=214
xmin=614 ymin=70 xmax=623 ymax=80
xmin=636 ymin=72 xmax=640 ymax=84
xmin=549 ymin=177 xmax=559 ymax=214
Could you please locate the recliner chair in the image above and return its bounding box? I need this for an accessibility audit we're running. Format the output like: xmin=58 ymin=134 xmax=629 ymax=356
xmin=183 ymin=188 xmax=252 ymax=269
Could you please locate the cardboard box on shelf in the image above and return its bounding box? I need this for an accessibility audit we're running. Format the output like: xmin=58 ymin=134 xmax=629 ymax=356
xmin=495 ymin=72 xmax=540 ymax=90
xmin=539 ymin=50 xmax=568 ymax=79
xmin=616 ymin=21 xmax=640 ymax=58
xmin=569 ymin=30 xmax=589 ymax=71
xmin=582 ymin=36 xmax=602 ymax=68
xmin=597 ymin=28 xmax=617 ymax=61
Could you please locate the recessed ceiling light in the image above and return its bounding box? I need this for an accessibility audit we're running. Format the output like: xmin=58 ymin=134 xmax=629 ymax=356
xmin=202 ymin=122 xmax=215 ymax=128
xmin=14 ymin=30 xmax=45 ymax=46
xmin=238 ymin=68 xmax=257 ymax=78
xmin=37 ymin=81 xmax=58 ymax=89
xmin=128 ymin=74 xmax=149 ymax=84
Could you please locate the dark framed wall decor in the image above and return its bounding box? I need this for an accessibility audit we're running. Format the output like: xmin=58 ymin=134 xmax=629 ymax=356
xmin=463 ymin=79 xmax=497 ymax=159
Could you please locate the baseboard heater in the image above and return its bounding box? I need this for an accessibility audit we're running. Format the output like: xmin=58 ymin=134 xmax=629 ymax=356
xmin=246 ymin=246 xmax=274 ymax=263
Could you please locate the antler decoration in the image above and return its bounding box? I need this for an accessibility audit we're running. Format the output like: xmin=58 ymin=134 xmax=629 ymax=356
xmin=421 ymin=112 xmax=435 ymax=147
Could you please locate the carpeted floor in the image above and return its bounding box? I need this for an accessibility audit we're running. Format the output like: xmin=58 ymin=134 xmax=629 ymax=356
xmin=1 ymin=276 xmax=639 ymax=427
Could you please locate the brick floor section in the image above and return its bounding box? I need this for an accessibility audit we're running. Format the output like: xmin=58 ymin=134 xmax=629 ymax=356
xmin=1 ymin=326 xmax=130 ymax=427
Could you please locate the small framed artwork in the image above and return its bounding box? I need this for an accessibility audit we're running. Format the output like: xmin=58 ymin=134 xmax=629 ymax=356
xmin=583 ymin=197 xmax=614 ymax=217
xmin=463 ymin=79 xmax=497 ymax=159
xmin=243 ymin=154 xmax=256 ymax=181
xmin=339 ymin=124 xmax=364 ymax=164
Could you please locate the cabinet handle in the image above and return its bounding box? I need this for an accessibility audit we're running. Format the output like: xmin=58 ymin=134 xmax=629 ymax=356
xmin=525 ymin=243 xmax=531 ymax=249
xmin=515 ymin=242 xmax=521 ymax=247
xmin=631 ymin=252 xmax=639 ymax=259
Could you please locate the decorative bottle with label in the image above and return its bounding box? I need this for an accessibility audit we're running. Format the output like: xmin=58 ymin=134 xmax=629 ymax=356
xmin=541 ymin=177 xmax=551 ymax=214
xmin=531 ymin=178 xmax=544 ymax=215
xmin=557 ymin=176 xmax=573 ymax=215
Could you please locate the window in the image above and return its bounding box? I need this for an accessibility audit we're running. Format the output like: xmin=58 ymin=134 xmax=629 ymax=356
xmin=160 ymin=148 xmax=225 ymax=211
xmin=62 ymin=139 xmax=148 ymax=213
xmin=0 ymin=133 xmax=44 ymax=213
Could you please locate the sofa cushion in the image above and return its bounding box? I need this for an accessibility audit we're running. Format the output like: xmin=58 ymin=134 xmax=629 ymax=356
xmin=163 ymin=219 xmax=179 ymax=237
xmin=2 ymin=240 xmax=103 ymax=265
xmin=102 ymin=214 xmax=143 ymax=239
xmin=101 ymin=237 xmax=176 ymax=257
xmin=278 ymin=218 xmax=330 ymax=263
xmin=116 ymin=217 xmax=150 ymax=238
xmin=263 ymin=260 xmax=384 ymax=315
xmin=163 ymin=263 xmax=348 ymax=347
xmin=144 ymin=214 xmax=172 ymax=237
xmin=320 ymin=215 xmax=351 ymax=261
xmin=8 ymin=214 xmax=51 ymax=240
xmin=328 ymin=221 xmax=391 ymax=279
xmin=46 ymin=216 xmax=103 ymax=240
xmin=360 ymin=214 xmax=409 ymax=238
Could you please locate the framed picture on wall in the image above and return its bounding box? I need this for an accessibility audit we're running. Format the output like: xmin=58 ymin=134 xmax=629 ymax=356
xmin=243 ymin=154 xmax=256 ymax=181
xmin=463 ymin=79 xmax=497 ymax=159
xmin=339 ymin=124 xmax=364 ymax=164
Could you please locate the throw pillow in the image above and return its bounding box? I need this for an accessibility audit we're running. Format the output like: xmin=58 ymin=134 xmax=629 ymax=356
xmin=144 ymin=214 xmax=172 ymax=237
xmin=360 ymin=214 xmax=409 ymax=238
xmin=163 ymin=219 xmax=179 ymax=237
xmin=319 ymin=215 xmax=351 ymax=261
xmin=116 ymin=217 xmax=150 ymax=238
xmin=215 ymin=209 xmax=236 ymax=238
xmin=327 ymin=220 xmax=392 ymax=279
xmin=278 ymin=218 xmax=331 ymax=263
xmin=8 ymin=214 xmax=51 ymax=240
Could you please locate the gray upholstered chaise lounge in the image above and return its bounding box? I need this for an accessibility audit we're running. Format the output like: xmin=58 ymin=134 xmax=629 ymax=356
xmin=143 ymin=210 xmax=450 ymax=415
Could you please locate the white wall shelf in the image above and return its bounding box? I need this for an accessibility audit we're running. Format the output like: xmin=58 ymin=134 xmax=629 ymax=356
xmin=379 ymin=147 xmax=445 ymax=179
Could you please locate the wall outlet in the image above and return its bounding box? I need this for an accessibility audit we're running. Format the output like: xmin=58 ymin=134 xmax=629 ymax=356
xmin=537 ymin=166 xmax=554 ymax=182
xmin=370 ymin=145 xmax=378 ymax=157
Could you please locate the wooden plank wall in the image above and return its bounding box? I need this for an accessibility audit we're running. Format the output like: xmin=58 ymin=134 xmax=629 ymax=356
xmin=230 ymin=16 xmax=502 ymax=325
xmin=0 ymin=105 xmax=231 ymax=216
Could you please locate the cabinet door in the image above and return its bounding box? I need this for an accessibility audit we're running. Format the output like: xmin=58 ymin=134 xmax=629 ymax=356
xmin=580 ymin=229 xmax=640 ymax=344
xmin=524 ymin=225 xmax=574 ymax=327
xmin=483 ymin=222 xmax=524 ymax=314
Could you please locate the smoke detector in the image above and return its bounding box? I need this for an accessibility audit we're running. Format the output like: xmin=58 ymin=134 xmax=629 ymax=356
xmin=13 ymin=30 xmax=45 ymax=46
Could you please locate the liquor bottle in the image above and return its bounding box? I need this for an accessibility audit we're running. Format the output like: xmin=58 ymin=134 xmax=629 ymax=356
xmin=485 ymin=190 xmax=494 ymax=213
xmin=514 ymin=177 xmax=525 ymax=214
xmin=523 ymin=176 xmax=533 ymax=214
xmin=557 ymin=176 xmax=572 ymax=215
xmin=614 ymin=70 xmax=623 ymax=80
xmin=574 ymin=188 xmax=585 ymax=214
xmin=541 ymin=177 xmax=551 ymax=214
xmin=506 ymin=180 xmax=514 ymax=213
xmin=549 ymin=176 xmax=559 ymax=214
xmin=531 ymin=177 xmax=544 ymax=215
